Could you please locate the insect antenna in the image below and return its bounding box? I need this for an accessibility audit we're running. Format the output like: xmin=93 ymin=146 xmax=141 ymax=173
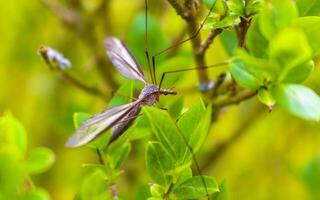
xmin=145 ymin=0 xmax=156 ymax=84
xmin=151 ymin=1 xmax=218 ymax=81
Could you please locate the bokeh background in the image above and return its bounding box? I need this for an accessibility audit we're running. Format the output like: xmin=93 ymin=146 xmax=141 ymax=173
xmin=0 ymin=0 xmax=320 ymax=199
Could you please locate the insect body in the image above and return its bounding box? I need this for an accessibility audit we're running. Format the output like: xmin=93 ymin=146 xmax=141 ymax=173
xmin=66 ymin=37 xmax=176 ymax=147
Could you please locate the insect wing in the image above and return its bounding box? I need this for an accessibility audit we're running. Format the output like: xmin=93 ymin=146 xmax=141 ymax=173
xmin=66 ymin=102 xmax=138 ymax=147
xmin=105 ymin=37 xmax=147 ymax=83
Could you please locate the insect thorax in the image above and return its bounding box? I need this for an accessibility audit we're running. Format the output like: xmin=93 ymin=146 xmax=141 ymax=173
xmin=138 ymin=84 xmax=159 ymax=106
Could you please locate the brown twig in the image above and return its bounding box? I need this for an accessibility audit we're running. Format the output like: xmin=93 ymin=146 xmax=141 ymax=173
xmin=210 ymin=89 xmax=257 ymax=107
xmin=236 ymin=17 xmax=251 ymax=48
xmin=199 ymin=28 xmax=223 ymax=54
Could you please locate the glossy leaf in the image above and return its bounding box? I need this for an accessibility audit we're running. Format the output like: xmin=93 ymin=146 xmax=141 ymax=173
xmin=177 ymin=99 xmax=211 ymax=153
xmin=219 ymin=29 xmax=237 ymax=56
xmin=172 ymin=176 xmax=219 ymax=199
xmin=146 ymin=142 xmax=174 ymax=186
xmin=229 ymin=60 xmax=263 ymax=89
xmin=257 ymin=88 xmax=276 ymax=109
xmin=109 ymin=142 xmax=131 ymax=169
xmin=246 ymin=17 xmax=269 ymax=58
xmin=143 ymin=107 xmax=186 ymax=161
xmin=282 ymin=60 xmax=314 ymax=83
xmin=26 ymin=147 xmax=55 ymax=174
xmin=271 ymin=84 xmax=320 ymax=121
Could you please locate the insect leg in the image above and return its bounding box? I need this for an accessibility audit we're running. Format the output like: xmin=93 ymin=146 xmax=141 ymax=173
xmin=159 ymin=61 xmax=230 ymax=90
xmin=145 ymin=0 xmax=155 ymax=84
xmin=152 ymin=1 xmax=218 ymax=82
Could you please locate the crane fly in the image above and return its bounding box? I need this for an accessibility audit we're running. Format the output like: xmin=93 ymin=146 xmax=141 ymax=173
xmin=66 ymin=37 xmax=177 ymax=147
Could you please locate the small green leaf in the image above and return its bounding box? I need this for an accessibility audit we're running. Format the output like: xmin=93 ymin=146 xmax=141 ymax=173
xmin=282 ymin=60 xmax=314 ymax=83
xmin=172 ymin=176 xmax=219 ymax=199
xmin=73 ymin=112 xmax=91 ymax=129
xmin=271 ymin=84 xmax=320 ymax=121
xmin=244 ymin=0 xmax=263 ymax=17
xmin=257 ymin=88 xmax=276 ymax=109
xmin=211 ymin=180 xmax=229 ymax=200
xmin=143 ymin=107 xmax=186 ymax=161
xmin=26 ymin=147 xmax=55 ymax=174
xmin=0 ymin=112 xmax=27 ymax=157
xmin=146 ymin=142 xmax=174 ymax=186
xmin=109 ymin=142 xmax=131 ymax=169
xmin=246 ymin=17 xmax=269 ymax=58
xmin=228 ymin=0 xmax=244 ymax=16
xmin=150 ymin=184 xmax=165 ymax=198
xmin=220 ymin=29 xmax=237 ymax=56
xmin=80 ymin=170 xmax=112 ymax=200
xmin=178 ymin=99 xmax=211 ymax=153
xmin=229 ymin=60 xmax=263 ymax=89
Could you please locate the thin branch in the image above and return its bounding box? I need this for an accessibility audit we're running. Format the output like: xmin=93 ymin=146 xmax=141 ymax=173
xmin=199 ymin=28 xmax=223 ymax=54
xmin=58 ymin=70 xmax=109 ymax=99
xmin=210 ymin=89 xmax=257 ymax=107
xmin=41 ymin=0 xmax=118 ymax=89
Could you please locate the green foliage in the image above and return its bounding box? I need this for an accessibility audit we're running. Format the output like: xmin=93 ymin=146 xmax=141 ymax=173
xmin=0 ymin=113 xmax=55 ymax=199
xmin=143 ymin=100 xmax=219 ymax=199
xmin=220 ymin=0 xmax=320 ymax=121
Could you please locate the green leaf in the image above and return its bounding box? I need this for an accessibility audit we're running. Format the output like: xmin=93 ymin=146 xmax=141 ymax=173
xmin=150 ymin=184 xmax=165 ymax=198
xmin=26 ymin=147 xmax=55 ymax=174
xmin=207 ymin=14 xmax=241 ymax=29
xmin=246 ymin=17 xmax=269 ymax=58
xmin=0 ymin=153 xmax=23 ymax=199
xmin=244 ymin=0 xmax=263 ymax=17
xmin=211 ymin=180 xmax=229 ymax=200
xmin=297 ymin=0 xmax=320 ymax=16
xmin=172 ymin=176 xmax=219 ymax=199
xmin=73 ymin=112 xmax=91 ymax=129
xmin=257 ymin=88 xmax=276 ymax=109
xmin=302 ymin=156 xmax=320 ymax=193
xmin=271 ymin=84 xmax=320 ymax=121
xmin=0 ymin=112 xmax=27 ymax=157
xmin=269 ymin=28 xmax=312 ymax=81
xmin=146 ymin=142 xmax=175 ymax=186
xmin=258 ymin=0 xmax=298 ymax=41
xmin=293 ymin=17 xmax=320 ymax=56
xmin=177 ymin=99 xmax=211 ymax=153
xmin=219 ymin=29 xmax=237 ymax=56
xmin=80 ymin=170 xmax=112 ymax=200
xmin=108 ymin=81 xmax=133 ymax=108
xmin=109 ymin=142 xmax=131 ymax=169
xmin=143 ymin=107 xmax=186 ymax=161
xmin=228 ymin=0 xmax=244 ymax=16
xmin=229 ymin=60 xmax=263 ymax=89
xmin=282 ymin=60 xmax=314 ymax=83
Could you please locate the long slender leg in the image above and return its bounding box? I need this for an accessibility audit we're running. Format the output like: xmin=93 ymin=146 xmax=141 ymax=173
xmin=152 ymin=1 xmax=218 ymax=80
xmin=159 ymin=61 xmax=230 ymax=89
xmin=145 ymin=0 xmax=155 ymax=84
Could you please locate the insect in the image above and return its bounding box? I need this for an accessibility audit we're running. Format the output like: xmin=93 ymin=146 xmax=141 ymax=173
xmin=66 ymin=37 xmax=177 ymax=147
xmin=65 ymin=0 xmax=220 ymax=148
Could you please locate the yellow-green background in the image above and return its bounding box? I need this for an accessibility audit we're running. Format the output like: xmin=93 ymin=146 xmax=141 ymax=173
xmin=0 ymin=0 xmax=319 ymax=199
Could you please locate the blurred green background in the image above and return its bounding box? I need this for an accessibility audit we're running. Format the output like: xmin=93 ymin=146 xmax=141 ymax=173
xmin=0 ymin=0 xmax=320 ymax=199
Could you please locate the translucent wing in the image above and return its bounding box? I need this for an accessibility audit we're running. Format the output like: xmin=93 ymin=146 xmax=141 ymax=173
xmin=105 ymin=37 xmax=147 ymax=83
xmin=66 ymin=102 xmax=138 ymax=147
